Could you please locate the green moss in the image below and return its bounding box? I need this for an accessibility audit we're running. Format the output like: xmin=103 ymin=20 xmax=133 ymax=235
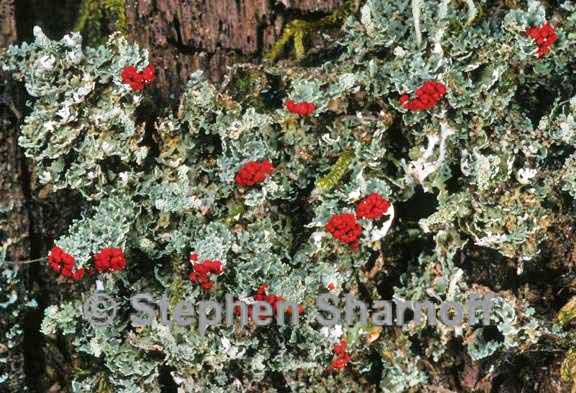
xmin=74 ymin=0 xmax=127 ymax=46
xmin=169 ymin=256 xmax=186 ymax=308
xmin=230 ymin=69 xmax=258 ymax=102
xmin=265 ymin=0 xmax=357 ymax=61
xmin=227 ymin=67 xmax=280 ymax=112
xmin=223 ymin=202 xmax=246 ymax=226
xmin=315 ymin=150 xmax=354 ymax=191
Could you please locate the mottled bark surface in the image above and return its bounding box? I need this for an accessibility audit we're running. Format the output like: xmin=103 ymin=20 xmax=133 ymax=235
xmin=125 ymin=0 xmax=343 ymax=101
xmin=0 ymin=0 xmax=29 ymax=390
xmin=0 ymin=85 xmax=29 ymax=392
xmin=0 ymin=0 xmax=16 ymax=47
xmin=0 ymin=77 xmax=28 ymax=266
xmin=0 ymin=9 xmax=28 ymax=265
xmin=2 ymin=2 xmax=83 ymax=391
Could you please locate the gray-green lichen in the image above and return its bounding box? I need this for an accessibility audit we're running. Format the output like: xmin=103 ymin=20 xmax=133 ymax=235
xmin=3 ymin=0 xmax=576 ymax=391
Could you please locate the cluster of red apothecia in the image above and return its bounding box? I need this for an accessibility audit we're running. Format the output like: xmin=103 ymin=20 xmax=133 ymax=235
xmin=400 ymin=81 xmax=447 ymax=112
xmin=188 ymin=253 xmax=224 ymax=290
xmin=48 ymin=246 xmax=126 ymax=281
xmin=121 ymin=64 xmax=155 ymax=92
xmin=329 ymin=339 xmax=352 ymax=370
xmin=526 ymin=22 xmax=558 ymax=58
xmin=285 ymin=100 xmax=316 ymax=117
xmin=232 ymin=284 xmax=306 ymax=321
xmin=235 ymin=160 xmax=275 ymax=187
xmin=325 ymin=192 xmax=392 ymax=251
xmin=48 ymin=246 xmax=86 ymax=281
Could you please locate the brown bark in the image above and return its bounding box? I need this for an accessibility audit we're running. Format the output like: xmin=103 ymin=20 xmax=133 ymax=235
xmin=0 ymin=0 xmax=16 ymax=47
xmin=1 ymin=2 xmax=83 ymax=391
xmin=0 ymin=0 xmax=30 ymax=390
xmin=0 ymin=0 xmax=29 ymax=287
xmin=0 ymin=89 xmax=28 ymax=262
xmin=125 ymin=0 xmax=343 ymax=101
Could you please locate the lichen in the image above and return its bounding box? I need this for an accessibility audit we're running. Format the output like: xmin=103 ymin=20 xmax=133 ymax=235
xmin=3 ymin=0 xmax=576 ymax=391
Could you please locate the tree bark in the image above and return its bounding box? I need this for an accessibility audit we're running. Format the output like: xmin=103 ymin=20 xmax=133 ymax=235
xmin=2 ymin=2 xmax=82 ymax=391
xmin=0 ymin=0 xmax=16 ymax=47
xmin=125 ymin=0 xmax=343 ymax=101
xmin=0 ymin=0 xmax=30 ymax=390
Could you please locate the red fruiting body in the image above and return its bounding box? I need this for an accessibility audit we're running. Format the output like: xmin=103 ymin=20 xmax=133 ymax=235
xmin=204 ymin=260 xmax=223 ymax=274
xmin=333 ymin=339 xmax=347 ymax=355
xmin=234 ymin=284 xmax=304 ymax=321
xmin=325 ymin=213 xmax=363 ymax=246
xmin=189 ymin=259 xmax=223 ymax=290
xmin=121 ymin=64 xmax=155 ymax=92
xmin=48 ymin=246 xmax=85 ymax=281
xmin=254 ymin=284 xmax=269 ymax=301
xmin=355 ymin=193 xmax=391 ymax=220
xmin=330 ymin=355 xmax=351 ymax=369
xmin=327 ymin=282 xmax=336 ymax=290
xmin=121 ymin=66 xmax=143 ymax=92
xmin=286 ymin=100 xmax=316 ymax=117
xmin=400 ymin=81 xmax=447 ymax=112
xmin=527 ymin=23 xmax=557 ymax=58
xmin=93 ymin=247 xmax=126 ymax=273
xmin=235 ymin=160 xmax=274 ymax=187
xmin=254 ymin=285 xmax=283 ymax=317
xmin=120 ymin=65 xmax=137 ymax=80
xmin=71 ymin=269 xmax=85 ymax=281
xmin=285 ymin=304 xmax=305 ymax=315
xmin=140 ymin=64 xmax=155 ymax=83
xmin=330 ymin=339 xmax=351 ymax=370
